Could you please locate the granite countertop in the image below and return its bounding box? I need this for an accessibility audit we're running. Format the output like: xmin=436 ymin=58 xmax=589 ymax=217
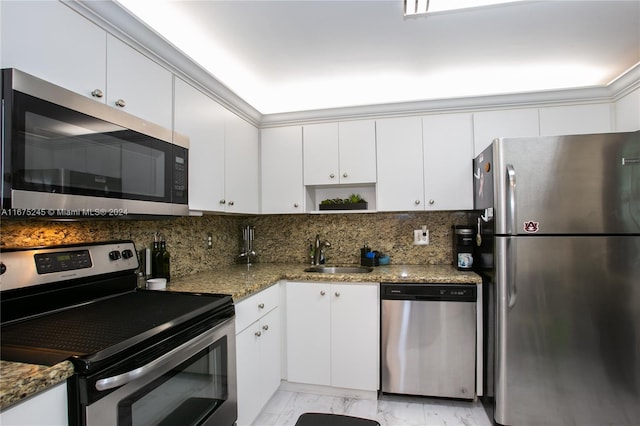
xmin=0 ymin=263 xmax=479 ymax=411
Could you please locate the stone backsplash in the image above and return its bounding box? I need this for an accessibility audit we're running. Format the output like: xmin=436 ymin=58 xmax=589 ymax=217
xmin=0 ymin=211 xmax=473 ymax=279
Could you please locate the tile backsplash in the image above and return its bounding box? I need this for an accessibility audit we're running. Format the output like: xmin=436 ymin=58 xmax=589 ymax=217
xmin=0 ymin=211 xmax=472 ymax=279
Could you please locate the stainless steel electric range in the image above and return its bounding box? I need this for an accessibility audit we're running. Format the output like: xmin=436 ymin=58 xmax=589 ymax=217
xmin=0 ymin=240 xmax=237 ymax=426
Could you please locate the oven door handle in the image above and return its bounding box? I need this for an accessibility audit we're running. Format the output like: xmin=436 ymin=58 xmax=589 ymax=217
xmin=95 ymin=326 xmax=215 ymax=391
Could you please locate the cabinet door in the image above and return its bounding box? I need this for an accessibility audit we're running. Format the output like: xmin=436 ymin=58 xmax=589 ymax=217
xmin=225 ymin=113 xmax=259 ymax=213
xmin=174 ymin=78 xmax=225 ymax=212
xmin=539 ymin=104 xmax=612 ymax=136
xmin=473 ymin=108 xmax=539 ymax=155
xmin=106 ymin=35 xmax=173 ymax=129
xmin=286 ymin=282 xmax=331 ymax=386
xmin=259 ymin=308 xmax=282 ymax=405
xmin=615 ymin=88 xmax=640 ymax=132
xmin=376 ymin=116 xmax=425 ymax=211
xmin=303 ymin=123 xmax=340 ymax=185
xmin=423 ymin=113 xmax=474 ymax=211
xmin=331 ymin=283 xmax=379 ymax=391
xmin=261 ymin=127 xmax=305 ymax=214
xmin=0 ymin=382 xmax=68 ymax=426
xmin=338 ymin=120 xmax=377 ymax=184
xmin=0 ymin=1 xmax=106 ymax=100
xmin=236 ymin=321 xmax=263 ymax=426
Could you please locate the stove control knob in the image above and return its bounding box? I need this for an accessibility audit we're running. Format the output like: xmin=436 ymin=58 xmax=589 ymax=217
xmin=109 ymin=250 xmax=121 ymax=261
xmin=121 ymin=249 xmax=134 ymax=259
xmin=0 ymin=262 xmax=6 ymax=275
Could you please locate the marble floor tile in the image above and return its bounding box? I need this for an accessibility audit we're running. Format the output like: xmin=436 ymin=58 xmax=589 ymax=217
xmin=252 ymin=390 xmax=493 ymax=426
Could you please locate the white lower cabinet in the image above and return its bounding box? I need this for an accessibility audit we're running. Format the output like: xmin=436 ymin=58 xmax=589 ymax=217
xmin=286 ymin=282 xmax=379 ymax=392
xmin=235 ymin=285 xmax=281 ymax=426
xmin=0 ymin=382 xmax=68 ymax=426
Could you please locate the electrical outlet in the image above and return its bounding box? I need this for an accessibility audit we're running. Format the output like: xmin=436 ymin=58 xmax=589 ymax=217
xmin=413 ymin=229 xmax=429 ymax=245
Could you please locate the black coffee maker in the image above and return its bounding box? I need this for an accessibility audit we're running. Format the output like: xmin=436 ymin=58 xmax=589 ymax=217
xmin=452 ymin=225 xmax=475 ymax=270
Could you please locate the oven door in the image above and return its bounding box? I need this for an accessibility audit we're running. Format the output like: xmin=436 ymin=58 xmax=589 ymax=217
xmin=82 ymin=317 xmax=236 ymax=426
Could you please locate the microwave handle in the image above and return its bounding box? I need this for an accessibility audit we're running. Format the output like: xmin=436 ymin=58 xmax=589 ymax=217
xmin=95 ymin=326 xmax=215 ymax=391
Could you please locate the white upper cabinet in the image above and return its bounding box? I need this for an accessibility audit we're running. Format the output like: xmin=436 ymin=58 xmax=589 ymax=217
xmin=473 ymin=108 xmax=540 ymax=155
xmin=106 ymin=35 xmax=173 ymax=129
xmin=174 ymin=78 xmax=225 ymax=212
xmin=1 ymin=0 xmax=107 ymax=99
xmin=224 ymin=113 xmax=260 ymax=214
xmin=614 ymin=87 xmax=640 ymax=132
xmin=539 ymin=103 xmax=612 ymax=136
xmin=423 ymin=113 xmax=474 ymax=211
xmin=303 ymin=120 xmax=376 ymax=186
xmin=261 ymin=126 xmax=305 ymax=214
xmin=376 ymin=116 xmax=425 ymax=211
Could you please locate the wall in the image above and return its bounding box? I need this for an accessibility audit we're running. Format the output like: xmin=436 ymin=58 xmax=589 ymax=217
xmin=0 ymin=211 xmax=471 ymax=278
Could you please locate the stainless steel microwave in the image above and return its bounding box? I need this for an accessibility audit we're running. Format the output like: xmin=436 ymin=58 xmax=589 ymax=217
xmin=1 ymin=68 xmax=188 ymax=218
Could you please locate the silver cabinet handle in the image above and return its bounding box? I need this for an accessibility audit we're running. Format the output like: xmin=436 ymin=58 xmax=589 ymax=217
xmin=115 ymin=99 xmax=126 ymax=108
xmin=228 ymin=201 xmax=235 ymax=206
xmin=414 ymin=200 xmax=421 ymax=205
xmin=320 ymin=290 xmax=326 ymax=296
xmin=429 ymin=199 xmax=435 ymax=205
xmin=255 ymin=330 xmax=262 ymax=337
xmin=219 ymin=199 xmax=226 ymax=204
xmin=622 ymin=157 xmax=640 ymax=165
xmin=294 ymin=203 xmax=299 ymax=208
xmin=262 ymin=324 xmax=269 ymax=331
xmin=335 ymin=291 xmax=340 ymax=297
xmin=329 ymin=173 xmax=335 ymax=179
xmin=342 ymin=173 xmax=348 ymax=178
xmin=506 ymin=164 xmax=517 ymax=236
xmin=258 ymin=303 xmax=265 ymax=309
xmin=91 ymin=89 xmax=104 ymax=98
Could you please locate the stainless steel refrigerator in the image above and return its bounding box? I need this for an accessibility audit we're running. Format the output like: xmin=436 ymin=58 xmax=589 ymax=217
xmin=473 ymin=131 xmax=640 ymax=426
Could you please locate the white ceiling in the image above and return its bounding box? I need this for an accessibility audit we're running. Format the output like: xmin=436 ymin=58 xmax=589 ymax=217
xmin=116 ymin=0 xmax=640 ymax=115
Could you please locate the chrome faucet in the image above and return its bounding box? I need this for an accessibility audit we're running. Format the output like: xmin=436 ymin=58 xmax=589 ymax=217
xmin=313 ymin=234 xmax=331 ymax=265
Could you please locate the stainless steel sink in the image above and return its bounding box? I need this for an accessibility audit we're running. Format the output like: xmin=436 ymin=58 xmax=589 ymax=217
xmin=304 ymin=266 xmax=373 ymax=274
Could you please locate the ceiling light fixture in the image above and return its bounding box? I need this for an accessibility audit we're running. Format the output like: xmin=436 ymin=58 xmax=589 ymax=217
xmin=404 ymin=0 xmax=526 ymax=16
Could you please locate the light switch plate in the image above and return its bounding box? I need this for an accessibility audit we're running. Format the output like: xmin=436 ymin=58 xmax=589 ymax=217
xmin=413 ymin=229 xmax=429 ymax=245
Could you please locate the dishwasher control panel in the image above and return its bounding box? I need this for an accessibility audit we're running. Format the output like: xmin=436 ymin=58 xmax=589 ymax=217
xmin=381 ymin=283 xmax=476 ymax=302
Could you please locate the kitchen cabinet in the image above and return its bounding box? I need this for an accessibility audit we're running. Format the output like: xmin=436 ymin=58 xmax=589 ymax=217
xmin=539 ymin=103 xmax=612 ymax=136
xmin=303 ymin=120 xmax=376 ymax=185
xmin=422 ymin=113 xmax=474 ymax=211
xmin=261 ymin=126 xmax=305 ymax=214
xmin=0 ymin=0 xmax=107 ymax=100
xmin=0 ymin=382 xmax=68 ymax=426
xmin=473 ymin=108 xmax=540 ymax=155
xmin=376 ymin=116 xmax=425 ymax=212
xmin=235 ymin=285 xmax=281 ymax=426
xmin=106 ymin=35 xmax=173 ymax=129
xmin=174 ymin=77 xmax=225 ymax=212
xmin=614 ymin=87 xmax=640 ymax=131
xmin=286 ymin=282 xmax=379 ymax=391
xmin=224 ymin=112 xmax=260 ymax=213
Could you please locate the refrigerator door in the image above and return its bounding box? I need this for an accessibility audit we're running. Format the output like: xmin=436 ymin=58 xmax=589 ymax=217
xmin=491 ymin=131 xmax=640 ymax=235
xmin=495 ymin=235 xmax=640 ymax=426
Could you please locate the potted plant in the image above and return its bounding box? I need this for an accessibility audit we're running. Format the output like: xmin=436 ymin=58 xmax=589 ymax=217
xmin=319 ymin=194 xmax=368 ymax=210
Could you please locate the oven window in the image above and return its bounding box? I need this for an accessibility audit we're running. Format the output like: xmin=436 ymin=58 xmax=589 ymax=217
xmin=13 ymin=92 xmax=172 ymax=202
xmin=117 ymin=338 xmax=229 ymax=426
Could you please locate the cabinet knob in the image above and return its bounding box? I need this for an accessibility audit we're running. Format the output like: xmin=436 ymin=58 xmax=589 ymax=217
xmin=294 ymin=203 xmax=299 ymax=208
xmin=228 ymin=201 xmax=235 ymax=206
xmin=335 ymin=291 xmax=341 ymax=297
xmin=262 ymin=324 xmax=269 ymax=331
xmin=429 ymin=199 xmax=435 ymax=205
xmin=415 ymin=200 xmax=421 ymax=205
xmin=91 ymin=89 xmax=104 ymax=98
xmin=114 ymin=99 xmax=126 ymax=108
xmin=320 ymin=290 xmax=326 ymax=296
xmin=343 ymin=173 xmax=348 ymax=178
xmin=258 ymin=303 xmax=265 ymax=309
xmin=329 ymin=173 xmax=335 ymax=179
xmin=219 ymin=199 xmax=226 ymax=204
xmin=255 ymin=330 xmax=262 ymax=337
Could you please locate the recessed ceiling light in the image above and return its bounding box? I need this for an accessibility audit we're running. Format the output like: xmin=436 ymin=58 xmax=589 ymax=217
xmin=404 ymin=0 xmax=526 ymax=16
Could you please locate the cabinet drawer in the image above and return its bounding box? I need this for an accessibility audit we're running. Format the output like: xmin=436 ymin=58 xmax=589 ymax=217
xmin=235 ymin=284 xmax=279 ymax=333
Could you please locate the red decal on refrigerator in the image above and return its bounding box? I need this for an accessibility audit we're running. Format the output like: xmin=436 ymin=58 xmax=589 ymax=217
xmin=523 ymin=221 xmax=539 ymax=233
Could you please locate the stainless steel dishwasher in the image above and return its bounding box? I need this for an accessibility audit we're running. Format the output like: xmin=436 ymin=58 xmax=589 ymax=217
xmin=381 ymin=283 xmax=476 ymax=399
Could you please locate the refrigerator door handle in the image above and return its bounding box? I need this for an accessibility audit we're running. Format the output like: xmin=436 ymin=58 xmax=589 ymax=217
xmin=506 ymin=164 xmax=517 ymax=236
xmin=507 ymin=238 xmax=517 ymax=308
